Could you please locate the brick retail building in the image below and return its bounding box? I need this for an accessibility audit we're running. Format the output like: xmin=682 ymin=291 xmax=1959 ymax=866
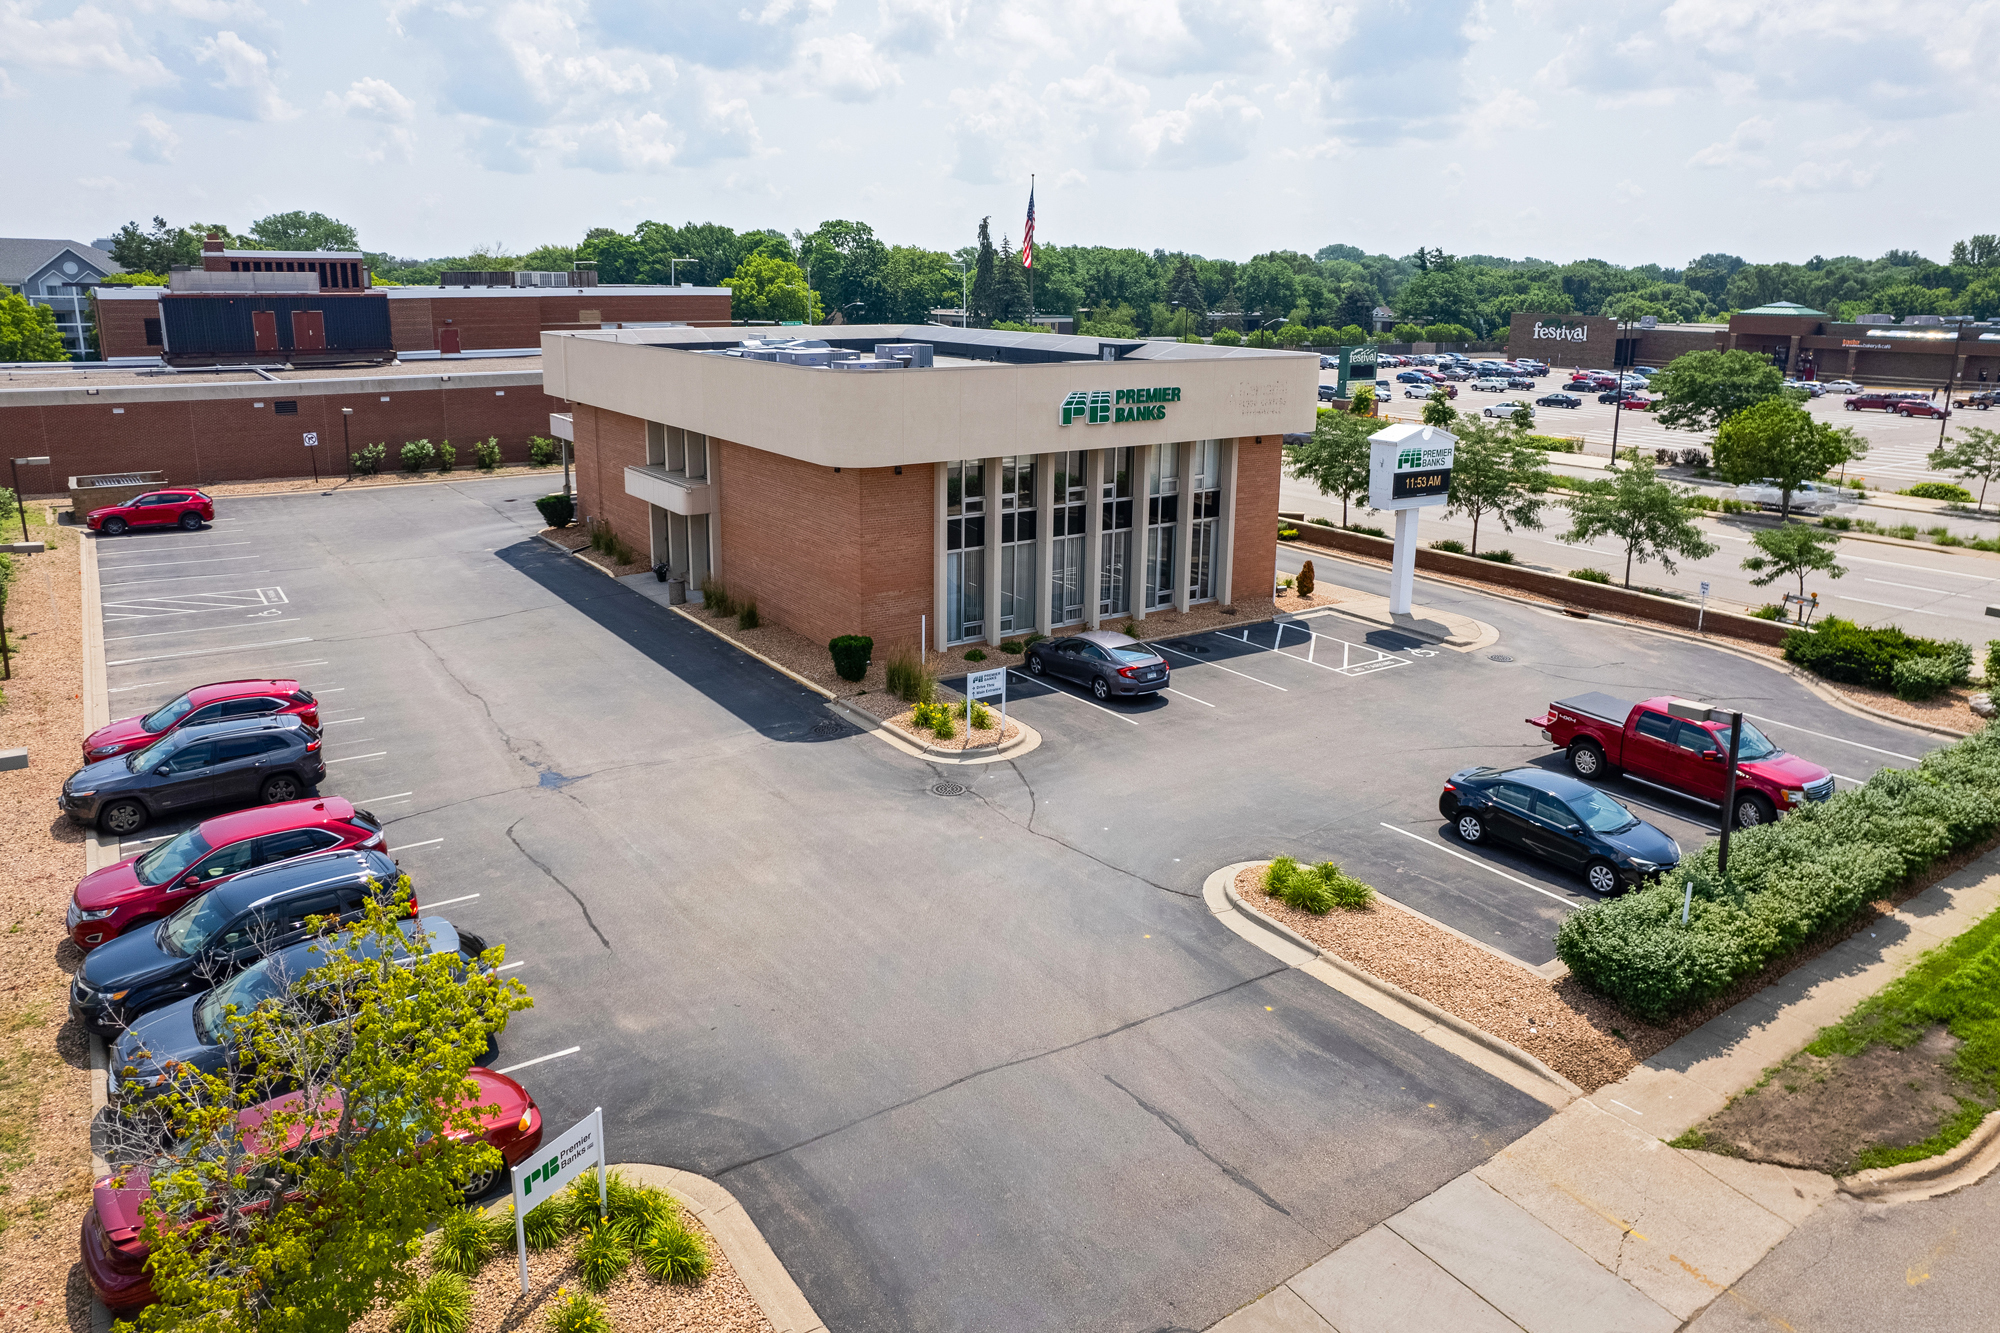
xmin=545 ymin=324 xmax=1318 ymax=652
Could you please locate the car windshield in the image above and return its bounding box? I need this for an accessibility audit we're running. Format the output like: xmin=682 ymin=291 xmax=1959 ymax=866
xmin=161 ymin=892 xmax=237 ymax=957
xmin=140 ymin=692 xmax=197 ymax=734
xmin=195 ymin=961 xmax=290 ymax=1041
xmin=1108 ymin=647 xmax=1156 ymax=664
xmin=126 ymin=736 xmax=179 ymax=774
xmin=1570 ymin=787 xmax=1639 ymax=833
xmin=1719 ymin=721 xmax=1779 ymax=760
xmin=134 ymin=828 xmax=214 ymax=886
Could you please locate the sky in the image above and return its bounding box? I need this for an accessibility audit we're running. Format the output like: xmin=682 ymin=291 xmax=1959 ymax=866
xmin=4 ymin=0 xmax=1997 ymax=267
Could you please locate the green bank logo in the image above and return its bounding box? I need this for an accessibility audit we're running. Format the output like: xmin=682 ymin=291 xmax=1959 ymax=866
xmin=520 ymin=1155 xmax=563 ymax=1195
xmin=1060 ymin=386 xmax=1182 ymax=425
xmin=1396 ymin=446 xmax=1454 ymax=470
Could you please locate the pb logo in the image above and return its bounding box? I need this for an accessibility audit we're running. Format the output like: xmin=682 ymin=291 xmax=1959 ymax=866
xmin=521 ymin=1156 xmax=561 ymax=1194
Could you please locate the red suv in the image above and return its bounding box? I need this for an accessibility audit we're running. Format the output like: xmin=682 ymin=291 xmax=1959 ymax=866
xmin=82 ymin=680 xmax=319 ymax=762
xmin=66 ymin=799 xmax=385 ymax=950
xmin=1845 ymin=392 xmax=1911 ymax=412
xmin=1895 ymin=399 xmax=1950 ymax=419
xmin=87 ymin=489 xmax=214 ymax=535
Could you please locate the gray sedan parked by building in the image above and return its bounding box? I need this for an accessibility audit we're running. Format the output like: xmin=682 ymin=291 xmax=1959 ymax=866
xmin=1024 ymin=630 xmax=1170 ymax=700
xmin=60 ymin=715 xmax=326 ymax=836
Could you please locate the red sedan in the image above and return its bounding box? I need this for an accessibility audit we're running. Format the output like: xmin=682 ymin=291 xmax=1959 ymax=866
xmin=83 ymin=1068 xmax=543 ymax=1312
xmin=66 ymin=798 xmax=385 ymax=950
xmin=1896 ymin=400 xmax=1951 ymax=419
xmin=87 ymin=489 xmax=214 ymax=536
xmin=82 ymin=680 xmax=319 ymax=763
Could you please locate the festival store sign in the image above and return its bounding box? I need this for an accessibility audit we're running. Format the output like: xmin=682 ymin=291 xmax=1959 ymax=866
xmin=1529 ymin=321 xmax=1592 ymax=343
xmin=1060 ymin=386 xmax=1182 ymax=425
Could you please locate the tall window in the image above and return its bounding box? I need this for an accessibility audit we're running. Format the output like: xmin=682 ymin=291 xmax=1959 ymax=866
xmin=1050 ymin=450 xmax=1086 ymax=626
xmin=997 ymin=455 xmax=1037 ymax=635
xmin=1099 ymin=447 xmax=1133 ymax=617
xmin=1190 ymin=440 xmax=1221 ymax=602
xmin=945 ymin=459 xmax=985 ymax=642
xmin=1145 ymin=445 xmax=1181 ymax=610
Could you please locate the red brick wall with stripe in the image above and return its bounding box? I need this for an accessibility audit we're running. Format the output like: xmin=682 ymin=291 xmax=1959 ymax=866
xmin=1230 ymin=434 xmax=1281 ymax=605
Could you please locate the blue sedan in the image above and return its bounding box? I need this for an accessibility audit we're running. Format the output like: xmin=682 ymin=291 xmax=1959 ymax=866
xmin=1438 ymin=767 xmax=1680 ymax=895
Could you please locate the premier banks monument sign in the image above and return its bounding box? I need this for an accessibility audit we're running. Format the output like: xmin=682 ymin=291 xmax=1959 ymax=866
xmin=1368 ymin=423 xmax=1456 ymax=616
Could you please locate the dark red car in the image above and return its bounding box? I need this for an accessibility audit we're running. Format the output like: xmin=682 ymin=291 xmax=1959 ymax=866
xmin=67 ymin=799 xmax=384 ymax=950
xmin=83 ymin=1068 xmax=543 ymax=1312
xmin=1845 ymin=392 xmax=1912 ymax=412
xmin=87 ymin=489 xmax=214 ymax=536
xmin=83 ymin=680 xmax=319 ymax=763
xmin=1895 ymin=400 xmax=1950 ymax=419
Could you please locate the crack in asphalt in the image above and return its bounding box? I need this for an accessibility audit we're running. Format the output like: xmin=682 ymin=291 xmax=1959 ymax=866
xmin=957 ymin=760 xmax=1198 ymax=899
xmin=711 ymin=964 xmax=1289 ymax=1178
xmin=505 ymin=817 xmax=611 ymax=951
xmin=1103 ymin=1074 xmax=1293 ymax=1218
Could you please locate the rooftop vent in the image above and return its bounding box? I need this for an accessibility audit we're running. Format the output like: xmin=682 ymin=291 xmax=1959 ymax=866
xmin=829 ymin=357 xmax=899 ymax=372
xmin=873 ymin=342 xmax=934 ymax=367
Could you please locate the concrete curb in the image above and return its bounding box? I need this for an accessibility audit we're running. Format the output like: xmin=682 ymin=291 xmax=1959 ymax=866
xmin=1203 ymin=863 xmax=1583 ymax=1110
xmin=825 ymin=696 xmax=1043 ymax=766
xmin=1837 ymin=1109 xmax=2000 ymax=1204
xmin=208 ymin=467 xmax=562 ymax=503
xmin=78 ymin=529 xmax=114 ymax=1333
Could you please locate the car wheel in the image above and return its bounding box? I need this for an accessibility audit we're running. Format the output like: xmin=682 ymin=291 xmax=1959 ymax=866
xmin=1568 ymin=740 xmax=1607 ymax=778
xmin=1733 ymin=793 xmax=1775 ymax=829
xmin=1028 ymin=653 xmax=1045 ymax=676
xmin=1585 ymin=858 xmax=1622 ymax=895
xmin=99 ymin=800 xmax=147 ymax=836
xmin=461 ymin=1165 xmax=498 ymax=1200
xmin=177 ymin=512 xmax=202 ymax=531
xmin=1455 ymin=812 xmax=1486 ymax=843
xmin=103 ymin=517 xmax=127 ymax=536
xmin=1091 ymin=676 xmax=1111 ymax=700
xmin=260 ymin=774 xmax=303 ymax=804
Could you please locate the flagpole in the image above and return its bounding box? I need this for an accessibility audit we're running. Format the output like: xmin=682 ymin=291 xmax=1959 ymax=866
xmin=1027 ymin=174 xmax=1035 ymax=319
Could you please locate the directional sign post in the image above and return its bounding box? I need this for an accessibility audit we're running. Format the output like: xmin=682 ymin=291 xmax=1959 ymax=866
xmin=301 ymin=432 xmax=320 ymax=484
xmin=966 ymin=666 xmax=1007 ymax=746
xmin=10 ymin=456 xmax=51 ymax=543
xmin=1698 ymin=581 xmax=1710 ymax=634
xmin=510 ymin=1107 xmax=605 ymax=1289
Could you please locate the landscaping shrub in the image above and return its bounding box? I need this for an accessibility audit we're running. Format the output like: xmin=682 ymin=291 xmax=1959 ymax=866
xmin=1555 ymin=727 xmax=2000 ymax=1022
xmin=1279 ymin=526 xmax=1299 ymax=539
xmin=474 ymin=437 xmax=503 ymax=472
xmin=999 ymin=639 xmax=1025 ymax=653
xmin=701 ymin=579 xmax=735 ymax=616
xmin=587 ymin=521 xmax=638 ymax=567
xmin=434 ymin=438 xmax=457 ymax=473
xmin=1818 ymin=515 xmax=1853 ymax=530
xmin=352 ymin=441 xmax=388 ymax=475
xmin=392 ymin=1272 xmax=472 ymax=1333
xmin=488 ymin=1201 xmax=567 ymax=1252
xmin=400 ymin=439 xmax=436 ymax=473
xmin=1121 ymin=622 xmax=1139 ymax=636
xmin=635 ymin=1218 xmax=712 ymax=1284
xmin=1570 ymin=567 xmax=1611 ymax=584
xmin=1751 ymin=604 xmax=1786 ymax=620
xmin=1297 ymin=560 xmax=1315 ymax=597
xmin=528 ymin=435 xmax=562 ymax=467
xmin=1782 ymin=616 xmax=1969 ymax=690
xmin=1900 ymin=482 xmax=1975 ymax=502
xmin=1987 ymin=639 xmax=2000 ymax=685
xmin=959 ymin=699 xmax=993 ymax=730
xmin=910 ymin=701 xmax=949 ymax=732
xmin=1265 ymin=857 xmax=1374 ymax=913
xmin=1475 ymin=549 xmax=1515 ymax=564
xmin=884 ymin=646 xmax=935 ymax=704
xmin=931 ymin=708 xmax=955 ymax=740
xmin=1718 ymin=498 xmax=1751 ymax=513
xmin=533 ymin=493 xmax=573 ymax=528
xmin=1891 ymin=523 xmax=1920 ymax=541
xmin=0 ymin=487 xmax=14 ymax=524
xmin=1683 ymin=493 xmax=1720 ymax=512
xmin=430 ymin=1206 xmax=495 ymax=1275
xmin=737 ymin=599 xmax=759 ymax=630
xmin=964 ymin=647 xmax=987 ymax=661
xmin=828 ymin=634 xmax=873 ymax=682
xmin=573 ymin=1223 xmax=633 ymax=1294
xmin=1893 ymin=656 xmax=1958 ymax=701
xmin=1347 ymin=523 xmax=1388 ymax=537
xmin=543 ymin=1291 xmax=611 ymax=1333
xmin=1430 ymin=539 xmax=1467 ymax=554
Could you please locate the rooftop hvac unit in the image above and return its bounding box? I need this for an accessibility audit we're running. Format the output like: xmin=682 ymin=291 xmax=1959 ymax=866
xmin=1856 ymin=313 xmax=1892 ymax=324
xmin=741 ymin=348 xmax=781 ymax=361
xmin=775 ymin=348 xmax=832 ymax=366
xmin=1910 ymin=314 xmax=1945 ymax=326
xmin=873 ymin=342 xmax=934 ymax=367
xmin=829 ymin=357 xmax=897 ymax=371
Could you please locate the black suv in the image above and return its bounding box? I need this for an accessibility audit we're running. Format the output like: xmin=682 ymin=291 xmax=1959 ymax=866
xmin=69 ymin=848 xmax=402 ymax=1036
xmin=60 ymin=715 xmax=325 ymax=836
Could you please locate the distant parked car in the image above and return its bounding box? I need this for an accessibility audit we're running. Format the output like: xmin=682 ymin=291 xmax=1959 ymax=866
xmin=1732 ymin=478 xmax=1858 ymax=515
xmin=1396 ymin=370 xmax=1429 ymax=383
xmin=1320 ymin=356 xmax=1338 ymax=369
xmin=83 ymin=679 xmax=319 ymax=763
xmin=1482 ymin=400 xmax=1535 ymax=420
xmin=1024 ymin=630 xmax=1169 ymax=701
xmin=61 ymin=715 xmax=327 ymax=837
xmin=1845 ymin=392 xmax=1906 ymax=412
xmin=1406 ymin=383 xmax=1458 ymax=399
xmin=1822 ymin=379 xmax=1862 ymax=393
xmin=1504 ymin=376 xmax=1537 ymax=391
xmin=1896 ymin=399 xmax=1951 ymax=419
xmin=1470 ymin=379 xmax=1507 ymax=392
xmin=87 ymin=490 xmax=214 ymax=536
xmin=1619 ymin=395 xmax=1655 ymax=411
xmin=1536 ymin=392 xmax=1583 ymax=409
xmin=1318 ymin=383 xmax=1339 ymax=402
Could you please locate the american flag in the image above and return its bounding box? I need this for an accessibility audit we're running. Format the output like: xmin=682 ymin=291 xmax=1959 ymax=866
xmin=1021 ymin=181 xmax=1035 ymax=269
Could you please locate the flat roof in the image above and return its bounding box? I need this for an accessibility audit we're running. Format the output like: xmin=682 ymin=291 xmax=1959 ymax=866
xmin=0 ymin=354 xmax=540 ymax=389
xmin=570 ymin=321 xmax=1305 ymax=367
xmin=95 ymin=284 xmax=727 ymax=301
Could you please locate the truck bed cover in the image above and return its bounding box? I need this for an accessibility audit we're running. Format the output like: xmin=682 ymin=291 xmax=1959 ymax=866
xmin=1551 ymin=692 xmax=1636 ymax=726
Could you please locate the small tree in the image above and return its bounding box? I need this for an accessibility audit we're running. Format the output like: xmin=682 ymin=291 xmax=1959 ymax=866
xmin=1511 ymin=402 xmax=1535 ymax=431
xmin=1297 ymin=560 xmax=1315 ymax=597
xmin=1348 ymin=384 xmax=1376 ymax=417
xmin=1649 ymin=349 xmax=1790 ymax=434
xmin=1564 ymin=457 xmax=1720 ymax=588
xmin=1421 ymin=390 xmax=1458 ymax=429
xmin=1742 ymin=523 xmax=1846 ymax=612
xmin=1929 ymin=427 xmax=2000 ymax=511
xmin=434 ymin=438 xmax=456 ymax=473
xmin=1712 ymin=398 xmax=1864 ymax=518
xmin=1285 ymin=409 xmax=1373 ymax=527
xmin=0 ymin=288 xmax=69 ymax=362
xmin=1445 ymin=420 xmax=1549 ymax=555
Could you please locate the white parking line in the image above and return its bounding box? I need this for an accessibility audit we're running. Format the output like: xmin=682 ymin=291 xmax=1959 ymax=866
xmin=107 ymin=679 xmax=172 ymax=694
xmin=1378 ymin=822 xmax=1582 ymax=909
xmin=1832 ymin=773 xmax=1866 ymax=784
xmin=1865 ymin=578 xmax=1968 ymax=597
xmin=1006 ymin=669 xmax=1140 ymax=724
xmin=106 ymin=636 xmax=313 ymax=666
xmin=495 ymin=1046 xmax=581 ymax=1076
xmin=1165 ymin=686 xmax=1215 ymax=707
xmin=323 ymin=717 xmax=366 ymax=724
xmin=422 ymin=892 xmax=478 ymax=908
xmin=100 ymin=540 xmax=251 ymax=552
xmin=1837 ymin=594 xmax=1922 ymax=611
xmin=1738 ymin=713 xmax=1923 ymax=761
xmin=95 ymin=555 xmax=259 ymax=571
xmin=496 ymin=961 xmax=525 ymax=972
xmin=325 ymin=751 xmax=387 ymax=763
xmin=104 ymin=619 xmax=299 ymax=643
xmin=1155 ymin=641 xmax=1289 ymax=690
xmin=100 ymin=570 xmax=274 ymax=588
xmin=391 ymin=838 xmax=444 ymax=852
xmin=354 ymin=792 xmax=413 ymax=804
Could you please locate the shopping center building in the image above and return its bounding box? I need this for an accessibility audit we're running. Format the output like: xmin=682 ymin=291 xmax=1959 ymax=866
xmin=546 ymin=325 xmax=1317 ymax=651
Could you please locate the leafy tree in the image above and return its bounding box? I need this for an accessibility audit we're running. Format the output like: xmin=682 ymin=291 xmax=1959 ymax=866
xmin=248 ymin=212 xmax=360 ymax=251
xmin=1951 ymin=235 xmax=1999 ymax=268
xmin=113 ymin=888 xmax=530 ymax=1333
xmin=1077 ymin=301 xmax=1139 ymax=338
xmin=1421 ymin=390 xmax=1457 ymax=429
xmin=106 ymin=217 xmax=254 ymax=273
xmin=1165 ymin=254 xmax=1205 ymax=316
xmin=991 ymin=234 xmax=1031 ymax=323
xmin=1 ymin=289 xmax=68 ymax=361
xmin=1928 ymin=427 xmax=2000 ymax=510
xmin=1712 ymin=398 xmax=1864 ymax=518
xmin=1390 ymin=322 xmax=1426 ymax=343
xmin=1444 ymin=420 xmax=1549 ymax=554
xmin=1649 ymin=349 xmax=1789 ymax=433
xmin=1563 ymin=457 xmax=1719 ymax=588
xmin=969 ymin=217 xmax=997 ymax=326
xmin=1742 ymin=524 xmax=1846 ymax=605
xmin=722 ymin=251 xmax=820 ymax=323
xmin=1236 ymin=258 xmax=1298 ymax=323
xmin=519 ymin=243 xmax=578 ymax=272
xmin=1286 ymin=409 xmax=1374 ymax=526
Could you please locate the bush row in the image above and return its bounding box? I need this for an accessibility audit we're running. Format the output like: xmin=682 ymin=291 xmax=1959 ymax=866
xmin=1555 ymin=727 xmax=2000 ymax=1022
xmin=1781 ymin=616 xmax=1971 ymax=697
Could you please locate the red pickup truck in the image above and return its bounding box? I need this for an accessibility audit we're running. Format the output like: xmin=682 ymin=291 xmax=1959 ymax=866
xmin=1527 ymin=692 xmax=1834 ymax=828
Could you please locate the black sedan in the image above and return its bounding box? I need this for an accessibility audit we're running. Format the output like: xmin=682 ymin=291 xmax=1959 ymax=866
xmin=69 ymin=849 xmax=400 ymax=1037
xmin=1438 ymin=767 xmax=1680 ymax=895
xmin=1025 ymin=630 xmax=1169 ymax=700
xmin=1535 ymin=392 xmax=1582 ymax=409
xmin=61 ymin=715 xmax=324 ymax=836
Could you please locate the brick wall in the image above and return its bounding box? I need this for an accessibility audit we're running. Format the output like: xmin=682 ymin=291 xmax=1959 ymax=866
xmin=0 ymin=381 xmax=563 ymax=491
xmin=570 ymin=406 xmax=650 ymax=554
xmin=1230 ymin=434 xmax=1281 ymax=605
xmin=95 ymin=299 xmax=158 ymax=358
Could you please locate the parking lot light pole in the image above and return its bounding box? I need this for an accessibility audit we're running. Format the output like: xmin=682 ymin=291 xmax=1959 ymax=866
xmin=340 ymin=409 xmax=354 ymax=482
xmin=11 ymin=456 xmax=50 ymax=542
xmin=1716 ymin=711 xmax=1744 ymax=876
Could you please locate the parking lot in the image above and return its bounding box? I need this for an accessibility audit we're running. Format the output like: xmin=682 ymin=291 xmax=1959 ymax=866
xmin=81 ymin=477 xmax=1949 ymax=1332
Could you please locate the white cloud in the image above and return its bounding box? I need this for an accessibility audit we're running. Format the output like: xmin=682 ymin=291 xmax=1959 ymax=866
xmin=1759 ymin=159 xmax=1879 ymax=193
xmin=876 ymin=0 xmax=959 ymax=54
xmin=0 ymin=1 xmax=175 ymax=83
xmin=126 ymin=111 xmax=181 ymax=162
xmin=1687 ymin=115 xmax=1773 ymax=168
xmin=328 ymin=76 xmax=415 ymax=122
xmin=190 ymin=29 xmax=293 ymax=120
xmin=1124 ymin=84 xmax=1261 ymax=170
xmin=793 ymin=32 xmax=900 ymax=102
xmin=558 ymin=110 xmax=679 ymax=173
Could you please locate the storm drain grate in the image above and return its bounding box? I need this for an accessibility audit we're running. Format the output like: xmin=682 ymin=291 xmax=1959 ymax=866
xmin=810 ymin=719 xmax=850 ymax=738
xmin=1488 ymin=655 xmax=1515 ymax=663
xmin=930 ymin=781 xmax=968 ymax=798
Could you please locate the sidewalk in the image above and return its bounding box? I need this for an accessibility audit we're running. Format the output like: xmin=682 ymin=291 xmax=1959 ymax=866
xmin=1296 ymin=584 xmax=1499 ymax=653
xmin=1208 ymin=841 xmax=2000 ymax=1331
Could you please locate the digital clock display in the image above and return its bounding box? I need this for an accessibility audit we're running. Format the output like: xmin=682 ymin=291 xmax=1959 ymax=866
xmin=1391 ymin=468 xmax=1451 ymax=500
